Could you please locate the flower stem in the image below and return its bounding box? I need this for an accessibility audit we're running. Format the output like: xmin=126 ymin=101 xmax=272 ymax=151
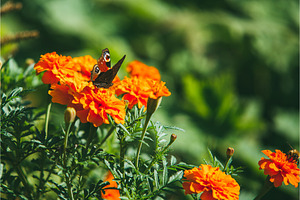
xmin=15 ymin=164 xmax=32 ymax=198
xmin=144 ymin=134 xmax=176 ymax=174
xmin=99 ymin=126 xmax=116 ymax=147
xmin=86 ymin=124 xmax=97 ymax=149
xmin=44 ymin=102 xmax=52 ymax=139
xmin=63 ymin=122 xmax=74 ymax=200
xmin=120 ymin=137 xmax=125 ymax=178
xmin=144 ymin=143 xmax=169 ymax=174
xmin=254 ymin=176 xmax=274 ymax=200
xmin=135 ymin=113 xmax=152 ymax=169
xmin=223 ymin=157 xmax=232 ymax=173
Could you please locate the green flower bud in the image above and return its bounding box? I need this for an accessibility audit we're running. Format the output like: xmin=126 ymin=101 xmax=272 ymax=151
xmin=64 ymin=107 xmax=76 ymax=124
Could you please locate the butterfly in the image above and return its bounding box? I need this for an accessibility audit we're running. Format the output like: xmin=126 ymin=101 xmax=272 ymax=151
xmin=287 ymin=143 xmax=299 ymax=164
xmin=90 ymin=48 xmax=126 ymax=88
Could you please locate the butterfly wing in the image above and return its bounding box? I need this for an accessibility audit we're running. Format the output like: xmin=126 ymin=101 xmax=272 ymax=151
xmin=90 ymin=48 xmax=112 ymax=82
xmin=93 ymin=55 xmax=126 ymax=88
xmin=98 ymin=48 xmax=111 ymax=69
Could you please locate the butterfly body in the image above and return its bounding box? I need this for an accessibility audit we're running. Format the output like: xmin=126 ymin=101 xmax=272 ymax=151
xmin=91 ymin=48 xmax=126 ymax=88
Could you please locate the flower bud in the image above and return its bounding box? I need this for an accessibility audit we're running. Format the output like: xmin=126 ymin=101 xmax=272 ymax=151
xmin=168 ymin=134 xmax=177 ymax=146
xmin=171 ymin=134 xmax=177 ymax=143
xmin=64 ymin=107 xmax=76 ymax=124
xmin=146 ymin=97 xmax=162 ymax=116
xmin=226 ymin=147 xmax=234 ymax=158
xmin=25 ymin=58 xmax=35 ymax=66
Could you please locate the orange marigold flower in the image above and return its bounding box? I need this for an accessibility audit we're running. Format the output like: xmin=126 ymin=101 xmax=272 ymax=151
xmin=113 ymin=61 xmax=170 ymax=110
xmin=101 ymin=171 xmax=120 ymax=200
xmin=114 ymin=76 xmax=171 ymax=110
xmin=72 ymin=55 xmax=98 ymax=78
xmin=114 ymin=76 xmax=152 ymax=109
xmin=182 ymin=164 xmax=240 ymax=200
xmin=258 ymin=149 xmax=300 ymax=188
xmin=34 ymin=52 xmax=75 ymax=84
xmin=73 ymin=87 xmax=125 ymax=127
xmin=34 ymin=52 xmax=125 ymax=127
xmin=147 ymin=79 xmax=171 ymax=99
xmin=127 ymin=60 xmax=161 ymax=81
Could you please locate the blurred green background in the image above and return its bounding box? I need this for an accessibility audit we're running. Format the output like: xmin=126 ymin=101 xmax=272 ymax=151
xmin=1 ymin=0 xmax=299 ymax=199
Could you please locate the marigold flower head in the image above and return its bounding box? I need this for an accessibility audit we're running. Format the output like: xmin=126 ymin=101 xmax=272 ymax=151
xmin=34 ymin=52 xmax=125 ymax=127
xmin=114 ymin=76 xmax=152 ymax=109
xmin=101 ymin=171 xmax=120 ymax=200
xmin=258 ymin=149 xmax=300 ymax=188
xmin=182 ymin=164 xmax=240 ymax=200
xmin=114 ymin=77 xmax=170 ymax=110
xmin=147 ymin=79 xmax=171 ymax=100
xmin=127 ymin=60 xmax=161 ymax=81
xmin=73 ymin=87 xmax=125 ymax=127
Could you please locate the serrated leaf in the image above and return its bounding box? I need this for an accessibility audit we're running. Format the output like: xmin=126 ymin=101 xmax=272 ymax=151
xmin=162 ymin=158 xmax=168 ymax=185
xmin=7 ymin=87 xmax=23 ymax=100
xmin=8 ymin=59 xmax=23 ymax=77
xmin=207 ymin=148 xmax=214 ymax=163
xmin=153 ymin=169 xmax=159 ymax=188
xmin=163 ymin=125 xmax=185 ymax=132
xmin=167 ymin=171 xmax=183 ymax=184
xmin=23 ymin=64 xmax=35 ymax=78
xmin=170 ymin=155 xmax=177 ymax=166
xmin=117 ymin=123 xmax=130 ymax=135
xmin=0 ymin=163 xmax=3 ymax=179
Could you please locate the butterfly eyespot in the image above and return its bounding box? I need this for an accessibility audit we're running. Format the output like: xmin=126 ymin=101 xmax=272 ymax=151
xmin=104 ymin=53 xmax=110 ymax=62
xmin=94 ymin=66 xmax=100 ymax=74
xmin=92 ymin=48 xmax=125 ymax=88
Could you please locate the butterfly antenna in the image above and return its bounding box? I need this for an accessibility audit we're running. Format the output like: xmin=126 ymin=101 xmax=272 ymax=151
xmin=286 ymin=142 xmax=294 ymax=150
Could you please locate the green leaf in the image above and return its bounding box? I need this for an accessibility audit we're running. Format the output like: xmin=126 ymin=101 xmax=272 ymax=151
xmin=0 ymin=163 xmax=3 ymax=180
xmin=162 ymin=158 xmax=168 ymax=186
xmin=7 ymin=87 xmax=23 ymax=100
xmin=153 ymin=169 xmax=159 ymax=188
xmin=169 ymin=156 xmax=177 ymax=167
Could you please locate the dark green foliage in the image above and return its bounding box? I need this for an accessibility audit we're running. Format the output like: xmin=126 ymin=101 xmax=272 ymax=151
xmin=104 ymin=112 xmax=185 ymax=199
xmin=1 ymin=0 xmax=299 ymax=199
xmin=1 ymin=58 xmax=184 ymax=199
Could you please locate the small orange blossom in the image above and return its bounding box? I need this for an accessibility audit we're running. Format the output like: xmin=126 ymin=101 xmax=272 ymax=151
xmin=182 ymin=164 xmax=240 ymax=200
xmin=126 ymin=60 xmax=161 ymax=81
xmin=101 ymin=171 xmax=120 ymax=200
xmin=258 ymin=149 xmax=300 ymax=187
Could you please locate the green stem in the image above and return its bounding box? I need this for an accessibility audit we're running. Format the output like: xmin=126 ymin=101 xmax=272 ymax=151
xmin=63 ymin=123 xmax=72 ymax=162
xmin=74 ymin=169 xmax=86 ymax=200
xmin=15 ymin=165 xmax=32 ymax=198
xmin=120 ymin=137 xmax=125 ymax=178
xmin=35 ymin=152 xmax=45 ymax=199
xmin=63 ymin=122 xmax=74 ymax=200
xmin=15 ymin=127 xmax=32 ymax=198
xmin=254 ymin=176 xmax=274 ymax=200
xmin=144 ymin=141 xmax=172 ymax=174
xmin=135 ymin=113 xmax=152 ymax=169
xmin=45 ymin=102 xmax=52 ymax=139
xmin=86 ymin=124 xmax=97 ymax=149
xmin=223 ymin=156 xmax=232 ymax=172
xmin=99 ymin=126 xmax=116 ymax=147
xmin=44 ymin=163 xmax=56 ymax=185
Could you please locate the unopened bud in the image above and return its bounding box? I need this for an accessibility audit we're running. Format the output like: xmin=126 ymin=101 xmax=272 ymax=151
xmin=226 ymin=147 xmax=234 ymax=158
xmin=64 ymin=107 xmax=76 ymax=124
xmin=168 ymin=134 xmax=177 ymax=146
xmin=25 ymin=58 xmax=35 ymax=66
xmin=146 ymin=97 xmax=162 ymax=116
